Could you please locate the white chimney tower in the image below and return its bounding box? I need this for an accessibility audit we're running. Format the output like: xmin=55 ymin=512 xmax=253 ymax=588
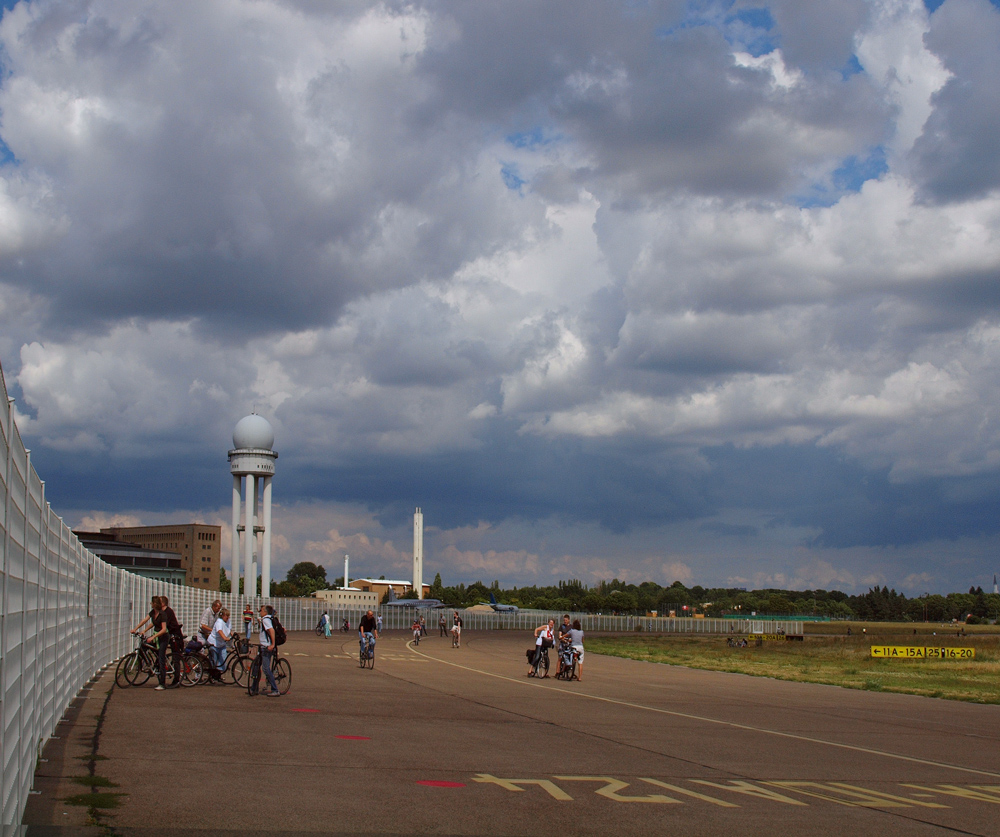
xmin=413 ymin=507 xmax=424 ymax=599
xmin=344 ymin=554 xmax=350 ymax=590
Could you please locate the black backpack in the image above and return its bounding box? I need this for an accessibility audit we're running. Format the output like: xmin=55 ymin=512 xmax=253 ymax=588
xmin=270 ymin=613 xmax=287 ymax=646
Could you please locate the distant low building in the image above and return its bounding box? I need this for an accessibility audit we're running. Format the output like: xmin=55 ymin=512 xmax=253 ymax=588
xmin=312 ymin=587 xmax=379 ymax=609
xmin=74 ymin=531 xmax=188 ymax=585
xmin=350 ymin=578 xmax=431 ymax=603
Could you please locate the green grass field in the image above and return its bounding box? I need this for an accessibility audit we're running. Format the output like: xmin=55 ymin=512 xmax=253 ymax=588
xmin=588 ymin=623 xmax=1000 ymax=703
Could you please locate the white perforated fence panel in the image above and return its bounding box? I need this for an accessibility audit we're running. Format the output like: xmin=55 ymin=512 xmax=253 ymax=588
xmin=0 ymin=360 xmax=802 ymax=827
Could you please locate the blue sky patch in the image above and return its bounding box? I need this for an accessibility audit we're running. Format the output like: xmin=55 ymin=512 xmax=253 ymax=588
xmin=0 ymin=137 xmax=16 ymax=166
xmin=833 ymin=147 xmax=888 ymax=192
xmin=733 ymin=7 xmax=774 ymax=31
xmin=793 ymin=146 xmax=888 ymax=207
xmin=841 ymin=54 xmax=864 ymax=79
xmin=500 ymin=162 xmax=526 ymax=192
xmin=505 ymin=127 xmax=558 ymax=150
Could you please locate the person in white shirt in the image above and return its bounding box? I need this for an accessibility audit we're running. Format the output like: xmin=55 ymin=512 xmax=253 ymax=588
xmin=208 ymin=608 xmax=232 ymax=683
xmin=527 ymin=619 xmax=555 ymax=677
xmin=199 ymin=599 xmax=222 ymax=644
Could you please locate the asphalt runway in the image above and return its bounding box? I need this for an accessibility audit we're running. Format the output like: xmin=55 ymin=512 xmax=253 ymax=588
xmin=24 ymin=631 xmax=1000 ymax=835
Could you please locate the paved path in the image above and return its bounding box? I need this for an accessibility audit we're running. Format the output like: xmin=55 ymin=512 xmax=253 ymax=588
xmin=24 ymin=631 xmax=1000 ymax=835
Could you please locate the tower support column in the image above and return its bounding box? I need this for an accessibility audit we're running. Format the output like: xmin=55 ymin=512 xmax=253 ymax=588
xmin=231 ymin=475 xmax=241 ymax=599
xmin=244 ymin=474 xmax=256 ymax=597
xmin=261 ymin=475 xmax=272 ymax=598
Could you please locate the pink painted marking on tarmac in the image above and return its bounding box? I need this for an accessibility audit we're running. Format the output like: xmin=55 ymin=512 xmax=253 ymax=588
xmin=416 ymin=781 xmax=466 ymax=788
xmin=291 ymin=708 xmax=320 ymax=713
xmin=336 ymin=735 xmax=371 ymax=740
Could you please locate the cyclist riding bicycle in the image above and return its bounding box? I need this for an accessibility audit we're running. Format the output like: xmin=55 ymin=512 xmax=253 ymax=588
xmin=359 ymin=609 xmax=378 ymax=658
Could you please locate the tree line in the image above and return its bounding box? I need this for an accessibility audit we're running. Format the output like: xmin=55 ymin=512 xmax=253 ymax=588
xmin=231 ymin=562 xmax=1000 ymax=623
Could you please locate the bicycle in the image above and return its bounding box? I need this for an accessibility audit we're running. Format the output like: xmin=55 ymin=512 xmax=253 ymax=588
xmin=178 ymin=652 xmax=205 ymax=687
xmin=115 ymin=632 xmax=157 ymax=688
xmin=226 ymin=637 xmax=257 ymax=687
xmin=528 ymin=646 xmax=550 ymax=678
xmin=246 ymin=645 xmax=292 ymax=696
xmin=359 ymin=634 xmax=375 ymax=669
xmin=555 ymin=646 xmax=579 ymax=681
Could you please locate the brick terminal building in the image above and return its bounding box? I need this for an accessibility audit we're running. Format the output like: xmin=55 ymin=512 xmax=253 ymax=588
xmin=99 ymin=524 xmax=222 ymax=589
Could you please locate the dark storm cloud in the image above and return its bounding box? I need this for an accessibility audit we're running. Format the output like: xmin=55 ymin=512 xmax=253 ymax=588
xmin=0 ymin=0 xmax=528 ymax=335
xmin=912 ymin=0 xmax=1000 ymax=202
xmin=764 ymin=0 xmax=871 ymax=71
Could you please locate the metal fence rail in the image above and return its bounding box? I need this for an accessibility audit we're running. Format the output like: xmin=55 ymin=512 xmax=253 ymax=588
xmin=0 ymin=358 xmax=801 ymax=827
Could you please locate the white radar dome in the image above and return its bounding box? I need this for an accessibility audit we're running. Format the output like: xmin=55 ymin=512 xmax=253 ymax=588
xmin=233 ymin=414 xmax=274 ymax=451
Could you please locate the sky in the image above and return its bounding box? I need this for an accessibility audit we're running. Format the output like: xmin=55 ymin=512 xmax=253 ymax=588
xmin=2 ymin=0 xmax=1000 ymax=596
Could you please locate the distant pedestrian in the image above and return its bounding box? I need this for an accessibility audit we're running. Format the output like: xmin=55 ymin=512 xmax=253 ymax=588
xmin=243 ymin=603 xmax=255 ymax=642
xmin=377 ymin=614 xmax=383 ymax=633
xmin=439 ymin=614 xmax=446 ymax=637
xmin=419 ymin=616 xmax=426 ymax=636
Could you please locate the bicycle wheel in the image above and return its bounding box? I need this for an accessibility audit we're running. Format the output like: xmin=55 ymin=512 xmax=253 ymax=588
xmin=164 ymin=649 xmax=182 ymax=688
xmin=199 ymin=653 xmax=215 ymax=684
xmin=366 ymin=643 xmax=375 ymax=669
xmin=273 ymin=658 xmax=292 ymax=694
xmin=128 ymin=649 xmax=153 ymax=686
xmin=246 ymin=656 xmax=262 ymax=696
xmin=115 ymin=653 xmax=136 ymax=688
xmin=179 ymin=653 xmax=203 ymax=687
xmin=231 ymin=656 xmax=251 ymax=687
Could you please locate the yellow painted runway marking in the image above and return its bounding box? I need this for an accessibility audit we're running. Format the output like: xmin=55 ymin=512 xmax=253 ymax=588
xmin=902 ymin=784 xmax=1000 ymax=804
xmin=554 ymin=776 xmax=680 ymax=804
xmin=405 ymin=641 xmax=1000 ymax=779
xmin=473 ymin=774 xmax=572 ymax=800
xmin=469 ymin=775 xmax=980 ymax=808
xmin=763 ymin=782 xmax=948 ymax=808
xmin=690 ymin=780 xmax=807 ymax=805
xmin=638 ymin=778 xmax=738 ymax=806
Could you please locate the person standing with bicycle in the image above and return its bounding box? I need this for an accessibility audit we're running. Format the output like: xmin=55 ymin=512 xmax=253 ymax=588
xmin=208 ymin=608 xmax=232 ymax=684
xmin=149 ymin=597 xmax=180 ymax=690
xmin=251 ymin=604 xmax=281 ymax=697
xmin=527 ymin=619 xmax=554 ymax=677
xmin=359 ymin=609 xmax=378 ymax=659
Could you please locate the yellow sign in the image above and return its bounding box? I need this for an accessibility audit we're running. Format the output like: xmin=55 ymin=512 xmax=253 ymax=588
xmin=870 ymin=646 xmax=974 ymax=659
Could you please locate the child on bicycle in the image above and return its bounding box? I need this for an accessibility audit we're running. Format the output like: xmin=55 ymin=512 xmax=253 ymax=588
xmin=411 ymin=617 xmax=422 ymax=645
